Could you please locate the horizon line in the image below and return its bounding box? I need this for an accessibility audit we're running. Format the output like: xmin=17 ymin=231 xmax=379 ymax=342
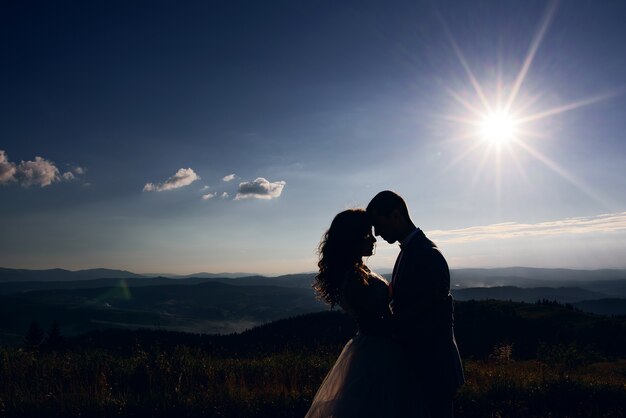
xmin=2 ymin=265 xmax=626 ymax=277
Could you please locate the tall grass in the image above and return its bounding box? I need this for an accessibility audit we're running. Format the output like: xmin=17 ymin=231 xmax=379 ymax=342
xmin=457 ymin=360 xmax=626 ymax=417
xmin=1 ymin=345 xmax=624 ymax=417
xmin=0 ymin=345 xmax=339 ymax=417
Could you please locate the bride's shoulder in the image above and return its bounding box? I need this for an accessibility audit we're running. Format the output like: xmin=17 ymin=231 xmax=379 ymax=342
xmin=366 ymin=270 xmax=389 ymax=285
xmin=340 ymin=268 xmax=387 ymax=289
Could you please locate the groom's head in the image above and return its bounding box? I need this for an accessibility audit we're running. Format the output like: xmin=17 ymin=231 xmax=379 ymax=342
xmin=366 ymin=190 xmax=414 ymax=244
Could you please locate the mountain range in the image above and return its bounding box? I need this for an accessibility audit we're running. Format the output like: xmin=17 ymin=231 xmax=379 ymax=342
xmin=0 ymin=266 xmax=625 ymax=346
xmin=2 ymin=266 xmax=625 ymax=286
xmin=0 ymin=267 xmax=258 ymax=282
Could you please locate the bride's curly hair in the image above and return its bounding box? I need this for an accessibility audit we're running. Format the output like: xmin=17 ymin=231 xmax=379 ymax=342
xmin=313 ymin=209 xmax=371 ymax=308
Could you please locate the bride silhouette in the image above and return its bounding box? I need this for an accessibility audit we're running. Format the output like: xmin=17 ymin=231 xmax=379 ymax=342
xmin=305 ymin=209 xmax=425 ymax=418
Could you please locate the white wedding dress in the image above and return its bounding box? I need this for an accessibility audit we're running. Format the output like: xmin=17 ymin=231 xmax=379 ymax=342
xmin=305 ymin=272 xmax=427 ymax=418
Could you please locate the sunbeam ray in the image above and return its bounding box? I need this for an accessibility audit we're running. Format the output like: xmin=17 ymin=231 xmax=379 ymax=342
xmin=444 ymin=87 xmax=486 ymax=118
xmin=505 ymin=0 xmax=559 ymax=112
xmin=436 ymin=12 xmax=492 ymax=113
xmin=511 ymin=127 xmax=552 ymax=140
xmin=512 ymin=92 xmax=545 ymax=116
xmin=471 ymin=144 xmax=494 ymax=186
xmin=495 ymin=145 xmax=503 ymax=213
xmin=443 ymin=140 xmax=486 ymax=172
xmin=518 ymin=88 xmax=626 ymax=123
xmin=514 ymin=139 xmax=612 ymax=209
xmin=437 ymin=114 xmax=484 ymax=127
xmin=505 ymin=143 xmax=530 ymax=183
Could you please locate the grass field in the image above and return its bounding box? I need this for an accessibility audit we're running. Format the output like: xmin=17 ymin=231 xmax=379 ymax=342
xmin=1 ymin=344 xmax=624 ymax=417
xmin=2 ymin=302 xmax=625 ymax=417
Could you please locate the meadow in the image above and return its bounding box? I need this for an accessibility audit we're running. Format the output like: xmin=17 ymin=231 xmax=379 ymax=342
xmin=1 ymin=302 xmax=625 ymax=417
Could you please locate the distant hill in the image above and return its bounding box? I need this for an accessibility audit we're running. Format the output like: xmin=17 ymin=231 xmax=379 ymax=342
xmin=0 ymin=276 xmax=209 ymax=294
xmin=573 ymin=298 xmax=626 ymax=316
xmin=2 ymin=266 xmax=626 ymax=347
xmin=0 ymin=267 xmax=315 ymax=287
xmin=449 ymin=268 xmax=626 ymax=299
xmin=454 ymin=299 xmax=626 ymax=359
xmin=187 ymin=273 xmax=314 ymax=288
xmin=451 ymin=286 xmax=626 ymax=315
xmin=3 ymin=275 xmax=626 ymax=360
xmin=0 ymin=273 xmax=316 ymax=295
xmin=450 ymin=267 xmax=626 ymax=288
xmin=63 ymin=300 xmax=626 ymax=361
xmin=452 ymin=286 xmax=609 ymax=303
xmin=0 ymin=267 xmax=269 ymax=283
xmin=0 ymin=280 xmax=326 ymax=345
xmin=3 ymin=266 xmax=625 ymax=290
xmin=142 ymin=272 xmax=259 ymax=279
xmin=0 ymin=267 xmax=145 ymax=282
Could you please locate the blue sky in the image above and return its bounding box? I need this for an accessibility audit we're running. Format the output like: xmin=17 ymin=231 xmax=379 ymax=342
xmin=1 ymin=0 xmax=625 ymax=274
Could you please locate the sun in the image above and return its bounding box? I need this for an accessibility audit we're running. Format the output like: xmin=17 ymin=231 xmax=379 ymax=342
xmin=478 ymin=110 xmax=519 ymax=144
xmin=435 ymin=0 xmax=620 ymax=208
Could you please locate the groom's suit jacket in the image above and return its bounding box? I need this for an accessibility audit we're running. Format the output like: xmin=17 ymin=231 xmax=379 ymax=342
xmin=390 ymin=228 xmax=465 ymax=396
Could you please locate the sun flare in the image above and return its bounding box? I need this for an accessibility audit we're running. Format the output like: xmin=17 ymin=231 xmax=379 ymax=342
xmin=437 ymin=0 xmax=621 ymax=208
xmin=479 ymin=110 xmax=519 ymax=144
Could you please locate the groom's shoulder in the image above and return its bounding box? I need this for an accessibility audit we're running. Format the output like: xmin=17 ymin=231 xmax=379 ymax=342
xmin=407 ymin=234 xmax=448 ymax=265
xmin=406 ymin=229 xmax=437 ymax=251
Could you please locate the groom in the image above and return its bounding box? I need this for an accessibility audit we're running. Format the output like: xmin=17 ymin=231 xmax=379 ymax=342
xmin=367 ymin=190 xmax=465 ymax=418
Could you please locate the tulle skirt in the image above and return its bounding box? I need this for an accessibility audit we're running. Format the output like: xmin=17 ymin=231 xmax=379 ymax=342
xmin=305 ymin=333 xmax=427 ymax=418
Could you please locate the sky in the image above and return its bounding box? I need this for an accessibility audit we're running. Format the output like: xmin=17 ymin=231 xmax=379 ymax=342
xmin=1 ymin=0 xmax=625 ymax=275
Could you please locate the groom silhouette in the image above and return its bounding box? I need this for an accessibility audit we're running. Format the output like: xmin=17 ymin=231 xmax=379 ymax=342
xmin=367 ymin=190 xmax=465 ymax=418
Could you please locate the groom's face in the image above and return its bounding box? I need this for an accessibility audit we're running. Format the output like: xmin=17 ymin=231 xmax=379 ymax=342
xmin=370 ymin=212 xmax=398 ymax=244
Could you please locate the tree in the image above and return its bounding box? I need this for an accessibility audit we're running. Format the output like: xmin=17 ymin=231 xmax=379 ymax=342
xmin=23 ymin=321 xmax=44 ymax=349
xmin=43 ymin=320 xmax=64 ymax=350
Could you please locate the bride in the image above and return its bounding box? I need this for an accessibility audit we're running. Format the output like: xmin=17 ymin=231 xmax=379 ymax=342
xmin=305 ymin=209 xmax=426 ymax=418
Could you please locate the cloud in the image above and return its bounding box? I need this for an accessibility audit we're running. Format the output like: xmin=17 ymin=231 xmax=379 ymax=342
xmin=428 ymin=212 xmax=626 ymax=244
xmin=201 ymin=185 xmax=210 ymax=191
xmin=235 ymin=177 xmax=286 ymax=200
xmin=202 ymin=192 xmax=216 ymax=200
xmin=73 ymin=166 xmax=86 ymax=175
xmin=1 ymin=151 xmax=85 ymax=188
xmin=143 ymin=168 xmax=200 ymax=192
xmin=222 ymin=173 xmax=236 ymax=182
xmin=0 ymin=150 xmax=16 ymax=184
xmin=221 ymin=192 xmax=229 ymax=199
xmin=15 ymin=157 xmax=61 ymax=187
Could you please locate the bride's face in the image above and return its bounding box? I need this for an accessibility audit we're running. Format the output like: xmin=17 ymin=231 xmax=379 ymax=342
xmin=361 ymin=229 xmax=376 ymax=257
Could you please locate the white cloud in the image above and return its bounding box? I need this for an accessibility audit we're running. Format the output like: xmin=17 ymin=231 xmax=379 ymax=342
xmin=16 ymin=156 xmax=61 ymax=187
xmin=1 ymin=151 xmax=84 ymax=187
xmin=0 ymin=150 xmax=16 ymax=184
xmin=221 ymin=192 xmax=229 ymax=199
xmin=202 ymin=192 xmax=216 ymax=200
xmin=201 ymin=185 xmax=210 ymax=191
xmin=222 ymin=173 xmax=236 ymax=182
xmin=428 ymin=212 xmax=626 ymax=244
xmin=143 ymin=168 xmax=200 ymax=192
xmin=235 ymin=177 xmax=286 ymax=200
xmin=73 ymin=166 xmax=86 ymax=175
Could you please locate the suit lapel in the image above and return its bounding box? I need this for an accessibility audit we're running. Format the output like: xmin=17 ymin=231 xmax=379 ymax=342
xmin=391 ymin=229 xmax=428 ymax=300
